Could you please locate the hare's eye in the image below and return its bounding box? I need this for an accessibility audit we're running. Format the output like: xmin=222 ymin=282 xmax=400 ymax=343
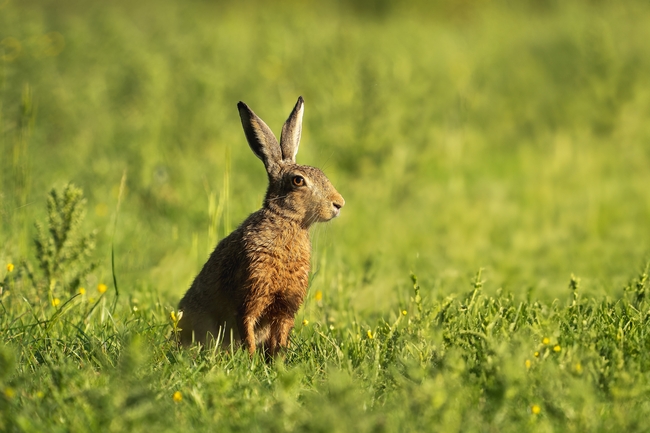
xmin=292 ymin=175 xmax=305 ymax=187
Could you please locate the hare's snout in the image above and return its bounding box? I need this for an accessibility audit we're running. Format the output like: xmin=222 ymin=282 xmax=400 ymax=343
xmin=331 ymin=195 xmax=345 ymax=218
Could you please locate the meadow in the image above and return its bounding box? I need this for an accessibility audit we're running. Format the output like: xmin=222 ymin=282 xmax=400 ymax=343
xmin=2 ymin=0 xmax=650 ymax=431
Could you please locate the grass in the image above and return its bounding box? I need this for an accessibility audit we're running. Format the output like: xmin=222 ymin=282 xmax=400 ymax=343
xmin=2 ymin=0 xmax=650 ymax=431
xmin=2 ymin=264 xmax=650 ymax=431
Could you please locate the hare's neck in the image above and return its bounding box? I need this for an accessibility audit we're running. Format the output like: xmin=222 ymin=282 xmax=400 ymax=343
xmin=258 ymin=206 xmax=310 ymax=234
xmin=263 ymin=201 xmax=312 ymax=230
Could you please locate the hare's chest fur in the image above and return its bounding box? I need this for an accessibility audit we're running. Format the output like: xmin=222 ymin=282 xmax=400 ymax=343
xmin=242 ymin=215 xmax=311 ymax=310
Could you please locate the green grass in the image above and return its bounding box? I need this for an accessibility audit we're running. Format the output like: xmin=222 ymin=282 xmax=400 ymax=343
xmin=2 ymin=0 xmax=650 ymax=431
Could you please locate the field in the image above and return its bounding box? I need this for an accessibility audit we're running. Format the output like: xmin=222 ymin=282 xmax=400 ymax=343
xmin=2 ymin=0 xmax=650 ymax=431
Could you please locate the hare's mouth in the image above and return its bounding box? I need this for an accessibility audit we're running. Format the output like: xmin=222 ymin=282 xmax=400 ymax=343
xmin=314 ymin=208 xmax=340 ymax=224
xmin=308 ymin=202 xmax=343 ymax=225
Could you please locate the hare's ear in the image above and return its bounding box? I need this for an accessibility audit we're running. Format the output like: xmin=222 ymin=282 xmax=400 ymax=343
xmin=238 ymin=102 xmax=282 ymax=176
xmin=279 ymin=96 xmax=304 ymax=163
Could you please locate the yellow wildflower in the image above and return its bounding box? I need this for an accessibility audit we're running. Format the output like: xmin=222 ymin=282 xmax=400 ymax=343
xmin=170 ymin=310 xmax=182 ymax=324
xmin=553 ymin=345 xmax=561 ymax=353
xmin=525 ymin=359 xmax=531 ymax=369
xmin=302 ymin=319 xmax=309 ymax=326
xmin=36 ymin=391 xmax=45 ymax=399
xmin=6 ymin=263 xmax=14 ymax=273
xmin=52 ymin=298 xmax=61 ymax=307
xmin=78 ymin=287 xmax=86 ymax=295
xmin=172 ymin=391 xmax=182 ymax=402
xmin=4 ymin=387 xmax=15 ymax=399
xmin=534 ymin=351 xmax=540 ymax=358
xmin=575 ymin=362 xmax=583 ymax=374
xmin=97 ymin=283 xmax=108 ymax=294
xmin=531 ymin=404 xmax=541 ymax=415
xmin=542 ymin=337 xmax=550 ymax=345
xmin=401 ymin=310 xmax=407 ymax=316
xmin=367 ymin=330 xmax=373 ymax=339
xmin=314 ymin=290 xmax=322 ymax=301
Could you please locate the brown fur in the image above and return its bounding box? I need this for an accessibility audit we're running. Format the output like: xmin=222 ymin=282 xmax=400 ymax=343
xmin=177 ymin=97 xmax=344 ymax=358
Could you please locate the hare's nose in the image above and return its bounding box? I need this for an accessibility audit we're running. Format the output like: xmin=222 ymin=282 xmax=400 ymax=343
xmin=333 ymin=197 xmax=345 ymax=209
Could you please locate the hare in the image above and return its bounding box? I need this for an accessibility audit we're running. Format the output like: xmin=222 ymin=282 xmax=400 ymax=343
xmin=177 ymin=96 xmax=345 ymax=358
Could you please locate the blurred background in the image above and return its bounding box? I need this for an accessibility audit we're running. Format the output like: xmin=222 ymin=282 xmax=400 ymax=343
xmin=1 ymin=0 xmax=649 ymax=313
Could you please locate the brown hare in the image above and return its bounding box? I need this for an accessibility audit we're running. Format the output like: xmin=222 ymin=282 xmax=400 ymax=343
xmin=177 ymin=96 xmax=345 ymax=358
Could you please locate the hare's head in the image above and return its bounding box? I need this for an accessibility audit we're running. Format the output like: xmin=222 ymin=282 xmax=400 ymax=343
xmin=238 ymin=97 xmax=344 ymax=228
